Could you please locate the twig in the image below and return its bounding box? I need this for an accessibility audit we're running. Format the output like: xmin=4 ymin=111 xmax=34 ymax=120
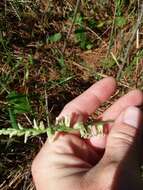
xmin=135 ymin=0 xmax=140 ymax=81
xmin=45 ymin=89 xmax=50 ymax=127
xmin=107 ymin=5 xmax=116 ymax=56
xmin=4 ymin=0 xmax=7 ymax=17
xmin=136 ymin=29 xmax=140 ymax=49
xmin=100 ymin=26 xmax=111 ymax=38
xmin=24 ymin=114 xmax=32 ymax=125
xmin=110 ymin=52 xmax=121 ymax=69
xmin=86 ymin=26 xmax=107 ymax=45
xmin=136 ymin=0 xmax=140 ymax=49
xmin=0 ymin=81 xmax=10 ymax=94
xmin=117 ymin=3 xmax=143 ymax=79
xmin=62 ymin=0 xmax=80 ymax=53
xmin=9 ymin=1 xmax=21 ymax=21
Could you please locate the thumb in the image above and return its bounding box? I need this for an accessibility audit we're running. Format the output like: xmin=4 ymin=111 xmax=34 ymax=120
xmin=84 ymin=107 xmax=143 ymax=190
xmin=104 ymin=106 xmax=143 ymax=164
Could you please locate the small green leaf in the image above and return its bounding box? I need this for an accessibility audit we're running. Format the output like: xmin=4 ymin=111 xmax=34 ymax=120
xmin=48 ymin=33 xmax=62 ymax=43
xmin=97 ymin=21 xmax=105 ymax=28
xmin=75 ymin=27 xmax=93 ymax=50
xmin=28 ymin=54 xmax=34 ymax=65
xmin=75 ymin=28 xmax=87 ymax=49
xmin=115 ymin=16 xmax=126 ymax=27
xmin=74 ymin=13 xmax=83 ymax=26
xmin=8 ymin=108 xmax=19 ymax=129
xmin=101 ymin=57 xmax=116 ymax=69
xmin=86 ymin=43 xmax=93 ymax=50
xmin=57 ymin=56 xmax=65 ymax=68
xmin=7 ymin=91 xmax=31 ymax=114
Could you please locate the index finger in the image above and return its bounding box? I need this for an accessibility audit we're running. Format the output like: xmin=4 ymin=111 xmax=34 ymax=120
xmin=58 ymin=77 xmax=116 ymax=120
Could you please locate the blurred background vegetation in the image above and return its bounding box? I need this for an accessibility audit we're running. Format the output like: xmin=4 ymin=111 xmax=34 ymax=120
xmin=0 ymin=0 xmax=143 ymax=189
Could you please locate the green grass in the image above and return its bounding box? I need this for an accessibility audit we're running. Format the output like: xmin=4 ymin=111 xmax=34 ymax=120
xmin=0 ymin=0 xmax=143 ymax=189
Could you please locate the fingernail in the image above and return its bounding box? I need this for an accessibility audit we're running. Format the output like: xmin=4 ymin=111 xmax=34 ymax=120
xmin=123 ymin=106 xmax=141 ymax=128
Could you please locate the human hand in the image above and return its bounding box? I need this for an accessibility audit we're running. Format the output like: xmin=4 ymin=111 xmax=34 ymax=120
xmin=32 ymin=77 xmax=143 ymax=190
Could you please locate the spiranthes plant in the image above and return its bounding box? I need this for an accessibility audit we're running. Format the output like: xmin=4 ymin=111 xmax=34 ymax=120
xmin=1 ymin=90 xmax=114 ymax=143
xmin=0 ymin=115 xmax=113 ymax=143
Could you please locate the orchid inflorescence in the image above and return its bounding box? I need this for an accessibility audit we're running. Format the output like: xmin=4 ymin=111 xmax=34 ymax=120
xmin=0 ymin=117 xmax=113 ymax=143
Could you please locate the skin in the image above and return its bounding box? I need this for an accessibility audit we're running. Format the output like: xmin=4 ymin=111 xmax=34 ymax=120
xmin=32 ymin=77 xmax=143 ymax=190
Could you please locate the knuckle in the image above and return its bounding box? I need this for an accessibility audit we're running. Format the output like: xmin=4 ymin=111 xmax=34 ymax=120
xmin=112 ymin=130 xmax=134 ymax=145
xmin=110 ymin=124 xmax=136 ymax=145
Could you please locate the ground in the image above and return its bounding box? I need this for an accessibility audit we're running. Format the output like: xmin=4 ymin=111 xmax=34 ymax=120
xmin=0 ymin=0 xmax=143 ymax=189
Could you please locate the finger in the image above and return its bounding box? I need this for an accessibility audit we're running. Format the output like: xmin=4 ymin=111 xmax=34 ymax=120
xmin=58 ymin=77 xmax=116 ymax=121
xmin=102 ymin=90 xmax=143 ymax=121
xmin=89 ymin=135 xmax=107 ymax=149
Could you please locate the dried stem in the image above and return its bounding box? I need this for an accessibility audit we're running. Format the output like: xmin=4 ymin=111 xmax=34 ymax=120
xmin=62 ymin=0 xmax=80 ymax=53
xmin=117 ymin=3 xmax=143 ymax=79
